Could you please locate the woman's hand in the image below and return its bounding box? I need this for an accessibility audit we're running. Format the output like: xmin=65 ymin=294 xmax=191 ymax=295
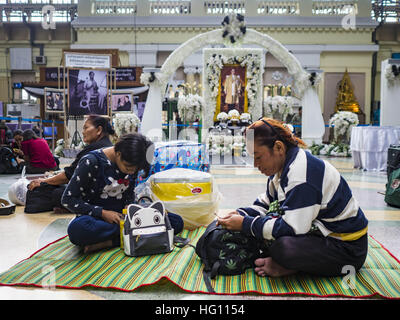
xmin=28 ymin=178 xmax=45 ymax=191
xmin=217 ymin=213 xmax=244 ymax=231
xmin=102 ymin=210 xmax=124 ymax=224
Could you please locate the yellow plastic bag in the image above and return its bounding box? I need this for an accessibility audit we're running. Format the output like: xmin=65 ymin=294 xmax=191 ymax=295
xmin=148 ymin=168 xmax=220 ymax=230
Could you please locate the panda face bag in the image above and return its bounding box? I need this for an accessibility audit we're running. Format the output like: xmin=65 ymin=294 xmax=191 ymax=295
xmin=122 ymin=201 xmax=174 ymax=257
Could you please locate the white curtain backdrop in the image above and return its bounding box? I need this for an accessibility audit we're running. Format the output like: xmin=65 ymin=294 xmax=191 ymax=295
xmin=301 ymin=87 xmax=325 ymax=145
xmin=140 ymin=81 xmax=163 ymax=141
xmin=380 ymin=59 xmax=400 ymax=126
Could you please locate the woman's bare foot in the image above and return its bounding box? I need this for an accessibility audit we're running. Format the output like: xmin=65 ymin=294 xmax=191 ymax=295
xmin=254 ymin=257 xmax=297 ymax=277
xmin=83 ymin=240 xmax=113 ymax=254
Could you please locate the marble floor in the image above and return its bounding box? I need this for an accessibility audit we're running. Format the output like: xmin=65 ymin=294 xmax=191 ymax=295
xmin=0 ymin=155 xmax=399 ymax=300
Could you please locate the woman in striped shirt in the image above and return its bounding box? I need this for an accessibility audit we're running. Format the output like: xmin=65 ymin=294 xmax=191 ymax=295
xmin=217 ymin=118 xmax=368 ymax=278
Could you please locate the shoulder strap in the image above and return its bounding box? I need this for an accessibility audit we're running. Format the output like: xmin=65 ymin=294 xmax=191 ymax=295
xmin=174 ymin=236 xmax=195 ymax=249
xmin=202 ymin=270 xmax=216 ymax=294
xmin=201 ymin=260 xmax=220 ymax=293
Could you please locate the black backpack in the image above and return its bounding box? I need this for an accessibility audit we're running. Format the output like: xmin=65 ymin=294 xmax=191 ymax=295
xmin=24 ymin=183 xmax=65 ymax=213
xmin=195 ymin=220 xmax=269 ymax=284
xmin=0 ymin=147 xmax=21 ymax=174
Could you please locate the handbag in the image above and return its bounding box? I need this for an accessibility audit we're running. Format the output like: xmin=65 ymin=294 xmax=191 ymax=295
xmin=123 ymin=201 xmax=186 ymax=257
xmin=24 ymin=183 xmax=65 ymax=213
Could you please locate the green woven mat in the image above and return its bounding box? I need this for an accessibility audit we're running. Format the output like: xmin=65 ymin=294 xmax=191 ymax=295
xmin=1 ymin=228 xmax=400 ymax=299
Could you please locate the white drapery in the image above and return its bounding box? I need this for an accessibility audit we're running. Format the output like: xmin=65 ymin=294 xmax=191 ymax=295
xmin=140 ymin=80 xmax=163 ymax=141
xmin=351 ymin=126 xmax=400 ymax=171
xmin=301 ymin=87 xmax=325 ymax=145
xmin=380 ymin=59 xmax=400 ymax=127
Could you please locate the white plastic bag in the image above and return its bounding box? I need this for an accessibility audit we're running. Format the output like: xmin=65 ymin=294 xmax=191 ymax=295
xmin=8 ymin=167 xmax=30 ymax=205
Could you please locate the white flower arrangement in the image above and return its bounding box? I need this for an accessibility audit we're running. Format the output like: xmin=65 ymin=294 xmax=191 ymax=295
xmin=293 ymin=70 xmax=323 ymax=98
xmin=385 ymin=64 xmax=400 ymax=86
xmin=177 ymin=94 xmax=204 ymax=123
xmin=140 ymin=71 xmax=169 ymax=88
xmin=263 ymin=96 xmax=294 ymax=122
xmin=308 ymin=72 xmax=323 ymax=87
xmin=329 ymin=111 xmax=359 ymax=142
xmin=310 ymin=142 xmax=351 ymax=158
xmin=221 ymin=13 xmax=246 ymax=47
xmin=217 ymin=112 xmax=229 ymax=122
xmin=113 ymin=113 xmax=140 ymax=137
xmin=228 ymin=109 xmax=240 ymax=122
xmin=140 ymin=72 xmax=155 ymax=86
xmin=239 ymin=112 xmax=251 ymax=122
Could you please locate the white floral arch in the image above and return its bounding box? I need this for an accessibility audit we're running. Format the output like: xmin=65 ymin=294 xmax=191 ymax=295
xmin=141 ymin=27 xmax=325 ymax=145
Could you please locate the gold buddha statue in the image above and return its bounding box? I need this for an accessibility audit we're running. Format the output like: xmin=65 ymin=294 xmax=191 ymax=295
xmin=335 ymin=70 xmax=361 ymax=114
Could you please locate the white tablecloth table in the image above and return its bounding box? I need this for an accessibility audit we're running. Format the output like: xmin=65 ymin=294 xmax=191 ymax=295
xmin=350 ymin=126 xmax=400 ymax=171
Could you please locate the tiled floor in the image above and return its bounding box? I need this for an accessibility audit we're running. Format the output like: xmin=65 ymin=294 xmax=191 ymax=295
xmin=0 ymin=155 xmax=399 ymax=300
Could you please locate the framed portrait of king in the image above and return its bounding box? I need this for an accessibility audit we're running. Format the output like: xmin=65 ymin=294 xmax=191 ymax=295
xmin=215 ymin=64 xmax=248 ymax=121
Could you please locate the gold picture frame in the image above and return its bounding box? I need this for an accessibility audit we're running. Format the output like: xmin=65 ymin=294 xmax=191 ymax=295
xmin=215 ymin=64 xmax=248 ymax=122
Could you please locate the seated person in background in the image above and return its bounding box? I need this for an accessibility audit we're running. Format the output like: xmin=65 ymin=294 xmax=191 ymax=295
xmin=63 ymin=133 xmax=184 ymax=253
xmin=32 ymin=116 xmax=44 ymax=138
xmin=28 ymin=115 xmax=114 ymax=211
xmin=0 ymin=120 xmax=13 ymax=147
xmin=21 ymin=129 xmax=59 ymax=174
xmin=11 ymin=130 xmax=24 ymax=164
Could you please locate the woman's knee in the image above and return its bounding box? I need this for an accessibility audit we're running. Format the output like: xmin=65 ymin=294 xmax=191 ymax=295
xmin=269 ymin=236 xmax=300 ymax=268
xmin=67 ymin=216 xmax=94 ymax=246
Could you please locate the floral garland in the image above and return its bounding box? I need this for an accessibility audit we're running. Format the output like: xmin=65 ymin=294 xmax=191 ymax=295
xmin=177 ymin=94 xmax=204 ymax=123
xmin=113 ymin=113 xmax=140 ymax=137
xmin=138 ymin=20 xmax=316 ymax=135
xmin=221 ymin=13 xmax=246 ymax=47
xmin=308 ymin=72 xmax=323 ymax=87
xmin=385 ymin=64 xmax=400 ymax=86
xmin=203 ymin=48 xmax=263 ymax=129
xmin=329 ymin=111 xmax=359 ymax=142
xmin=263 ymin=96 xmax=294 ymax=122
xmin=140 ymin=72 xmax=156 ymax=86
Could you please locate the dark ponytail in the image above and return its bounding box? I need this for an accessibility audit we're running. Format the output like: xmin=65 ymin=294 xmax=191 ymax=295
xmin=115 ymin=133 xmax=154 ymax=177
xmin=86 ymin=114 xmax=115 ymax=136
xmin=22 ymin=129 xmax=38 ymax=141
